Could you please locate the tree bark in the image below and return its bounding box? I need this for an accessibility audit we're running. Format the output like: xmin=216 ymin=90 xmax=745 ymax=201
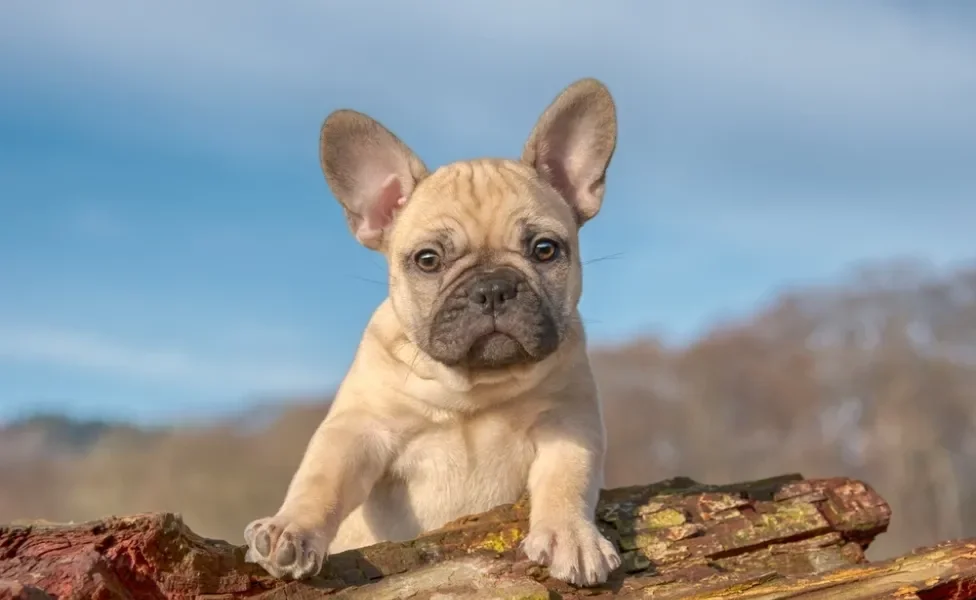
xmin=2 ymin=474 xmax=973 ymax=599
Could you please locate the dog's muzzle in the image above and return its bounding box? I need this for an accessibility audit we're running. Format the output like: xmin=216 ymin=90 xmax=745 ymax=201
xmin=424 ymin=267 xmax=559 ymax=369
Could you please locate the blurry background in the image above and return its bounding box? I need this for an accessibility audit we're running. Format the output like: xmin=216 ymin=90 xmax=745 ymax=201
xmin=1 ymin=1 xmax=974 ymax=561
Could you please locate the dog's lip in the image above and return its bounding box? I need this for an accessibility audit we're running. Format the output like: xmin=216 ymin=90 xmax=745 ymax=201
xmin=477 ymin=330 xmax=512 ymax=341
xmin=470 ymin=329 xmax=520 ymax=348
xmin=466 ymin=331 xmax=528 ymax=362
xmin=468 ymin=328 xmax=511 ymax=346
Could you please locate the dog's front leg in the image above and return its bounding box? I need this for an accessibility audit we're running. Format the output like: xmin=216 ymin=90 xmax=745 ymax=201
xmin=244 ymin=411 xmax=395 ymax=579
xmin=520 ymin=401 xmax=621 ymax=587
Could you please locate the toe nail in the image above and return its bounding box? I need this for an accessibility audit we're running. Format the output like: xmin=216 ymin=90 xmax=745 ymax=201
xmin=306 ymin=550 xmax=322 ymax=575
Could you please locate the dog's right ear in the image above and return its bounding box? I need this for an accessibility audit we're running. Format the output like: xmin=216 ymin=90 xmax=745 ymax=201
xmin=320 ymin=110 xmax=429 ymax=251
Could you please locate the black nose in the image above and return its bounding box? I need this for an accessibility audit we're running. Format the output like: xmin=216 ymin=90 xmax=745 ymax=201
xmin=468 ymin=277 xmax=518 ymax=314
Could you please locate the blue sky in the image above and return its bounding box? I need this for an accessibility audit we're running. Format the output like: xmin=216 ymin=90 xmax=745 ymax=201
xmin=1 ymin=1 xmax=974 ymax=425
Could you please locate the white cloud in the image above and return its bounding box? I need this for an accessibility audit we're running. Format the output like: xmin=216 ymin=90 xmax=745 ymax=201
xmin=0 ymin=325 xmax=335 ymax=395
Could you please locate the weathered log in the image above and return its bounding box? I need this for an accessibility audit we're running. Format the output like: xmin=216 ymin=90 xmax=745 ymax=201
xmin=1 ymin=474 xmax=972 ymax=599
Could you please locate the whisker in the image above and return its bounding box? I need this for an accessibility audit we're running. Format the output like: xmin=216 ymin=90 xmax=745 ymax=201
xmin=583 ymin=252 xmax=625 ymax=265
xmin=572 ymin=317 xmax=601 ymax=326
xmin=367 ymin=255 xmax=389 ymax=274
xmin=347 ymin=274 xmax=386 ymax=286
xmin=390 ymin=339 xmax=413 ymax=354
xmin=404 ymin=346 xmax=424 ymax=386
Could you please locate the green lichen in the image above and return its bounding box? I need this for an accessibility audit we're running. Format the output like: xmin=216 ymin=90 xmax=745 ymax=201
xmin=728 ymin=501 xmax=826 ymax=550
xmin=475 ymin=527 xmax=524 ymax=553
xmin=756 ymin=502 xmax=824 ymax=531
xmin=640 ymin=508 xmax=688 ymax=529
xmin=637 ymin=501 xmax=666 ymax=515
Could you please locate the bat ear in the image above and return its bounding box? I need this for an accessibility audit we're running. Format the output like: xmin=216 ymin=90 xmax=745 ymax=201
xmin=521 ymin=78 xmax=617 ymax=226
xmin=320 ymin=110 xmax=429 ymax=250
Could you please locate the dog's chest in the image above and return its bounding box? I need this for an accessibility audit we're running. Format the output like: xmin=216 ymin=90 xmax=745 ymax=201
xmin=362 ymin=407 xmax=538 ymax=534
xmin=395 ymin=410 xmax=536 ymax=505
xmin=328 ymin=404 xmax=545 ymax=553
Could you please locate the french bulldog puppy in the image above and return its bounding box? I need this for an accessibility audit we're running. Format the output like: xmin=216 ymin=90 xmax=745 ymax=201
xmin=244 ymin=78 xmax=620 ymax=587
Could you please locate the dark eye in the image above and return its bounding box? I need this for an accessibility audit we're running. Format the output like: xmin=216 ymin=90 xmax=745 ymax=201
xmin=414 ymin=248 xmax=442 ymax=272
xmin=531 ymin=238 xmax=560 ymax=262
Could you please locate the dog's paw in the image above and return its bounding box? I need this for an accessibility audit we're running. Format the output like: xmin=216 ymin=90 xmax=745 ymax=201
xmin=243 ymin=515 xmax=329 ymax=580
xmin=520 ymin=517 xmax=621 ymax=587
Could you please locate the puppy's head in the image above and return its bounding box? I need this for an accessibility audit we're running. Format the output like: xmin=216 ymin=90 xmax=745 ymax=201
xmin=320 ymin=79 xmax=616 ymax=370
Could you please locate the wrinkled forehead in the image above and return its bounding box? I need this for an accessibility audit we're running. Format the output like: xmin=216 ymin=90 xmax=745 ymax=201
xmin=390 ymin=159 xmax=577 ymax=250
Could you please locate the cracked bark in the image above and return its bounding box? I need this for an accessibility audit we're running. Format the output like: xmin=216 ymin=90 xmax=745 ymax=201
xmin=2 ymin=474 xmax=975 ymax=599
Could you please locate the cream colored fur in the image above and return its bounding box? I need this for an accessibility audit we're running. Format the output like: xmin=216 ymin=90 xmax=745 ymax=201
xmin=243 ymin=78 xmax=620 ymax=587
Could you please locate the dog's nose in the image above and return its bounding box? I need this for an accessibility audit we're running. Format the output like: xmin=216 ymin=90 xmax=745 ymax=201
xmin=468 ymin=277 xmax=518 ymax=314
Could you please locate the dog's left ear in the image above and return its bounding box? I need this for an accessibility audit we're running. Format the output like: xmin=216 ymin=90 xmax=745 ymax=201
xmin=521 ymin=78 xmax=617 ymax=226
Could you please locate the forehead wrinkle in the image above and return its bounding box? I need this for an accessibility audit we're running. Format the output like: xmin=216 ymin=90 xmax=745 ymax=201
xmin=527 ymin=211 xmax=573 ymax=240
xmin=497 ymin=160 xmax=575 ymax=230
xmin=455 ymin=184 xmax=485 ymax=246
xmin=437 ymin=207 xmax=472 ymax=252
xmin=426 ymin=162 xmax=486 ymax=249
xmin=487 ymin=163 xmax=525 ymax=209
xmin=495 ymin=165 xmax=524 ymax=199
xmin=458 ymin=162 xmax=477 ymax=211
xmin=469 ymin=161 xmax=491 ymax=211
xmin=399 ymin=158 xmax=576 ymax=258
xmin=395 ymin=193 xmax=465 ymax=251
xmin=502 ymin=214 xmax=529 ymax=249
xmin=391 ymin=165 xmax=460 ymax=250
xmin=478 ymin=170 xmax=524 ymax=249
xmin=454 ymin=161 xmax=493 ymax=250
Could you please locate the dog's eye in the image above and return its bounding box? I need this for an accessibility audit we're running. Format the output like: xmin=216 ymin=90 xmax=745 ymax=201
xmin=414 ymin=249 xmax=442 ymax=272
xmin=531 ymin=239 xmax=560 ymax=262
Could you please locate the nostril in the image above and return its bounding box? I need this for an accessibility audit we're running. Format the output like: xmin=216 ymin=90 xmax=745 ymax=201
xmin=491 ymin=284 xmax=516 ymax=305
xmin=468 ymin=276 xmax=519 ymax=312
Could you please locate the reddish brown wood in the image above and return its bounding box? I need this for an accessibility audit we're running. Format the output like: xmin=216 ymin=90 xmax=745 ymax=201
xmin=0 ymin=475 xmax=969 ymax=599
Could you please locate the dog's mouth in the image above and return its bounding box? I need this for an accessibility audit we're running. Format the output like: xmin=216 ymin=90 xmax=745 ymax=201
xmin=465 ymin=330 xmax=531 ymax=369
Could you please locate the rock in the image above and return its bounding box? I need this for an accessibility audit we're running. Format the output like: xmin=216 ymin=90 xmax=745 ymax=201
xmin=2 ymin=474 xmax=974 ymax=599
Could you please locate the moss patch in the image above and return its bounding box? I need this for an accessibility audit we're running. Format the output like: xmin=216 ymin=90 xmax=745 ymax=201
xmin=475 ymin=527 xmax=524 ymax=553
